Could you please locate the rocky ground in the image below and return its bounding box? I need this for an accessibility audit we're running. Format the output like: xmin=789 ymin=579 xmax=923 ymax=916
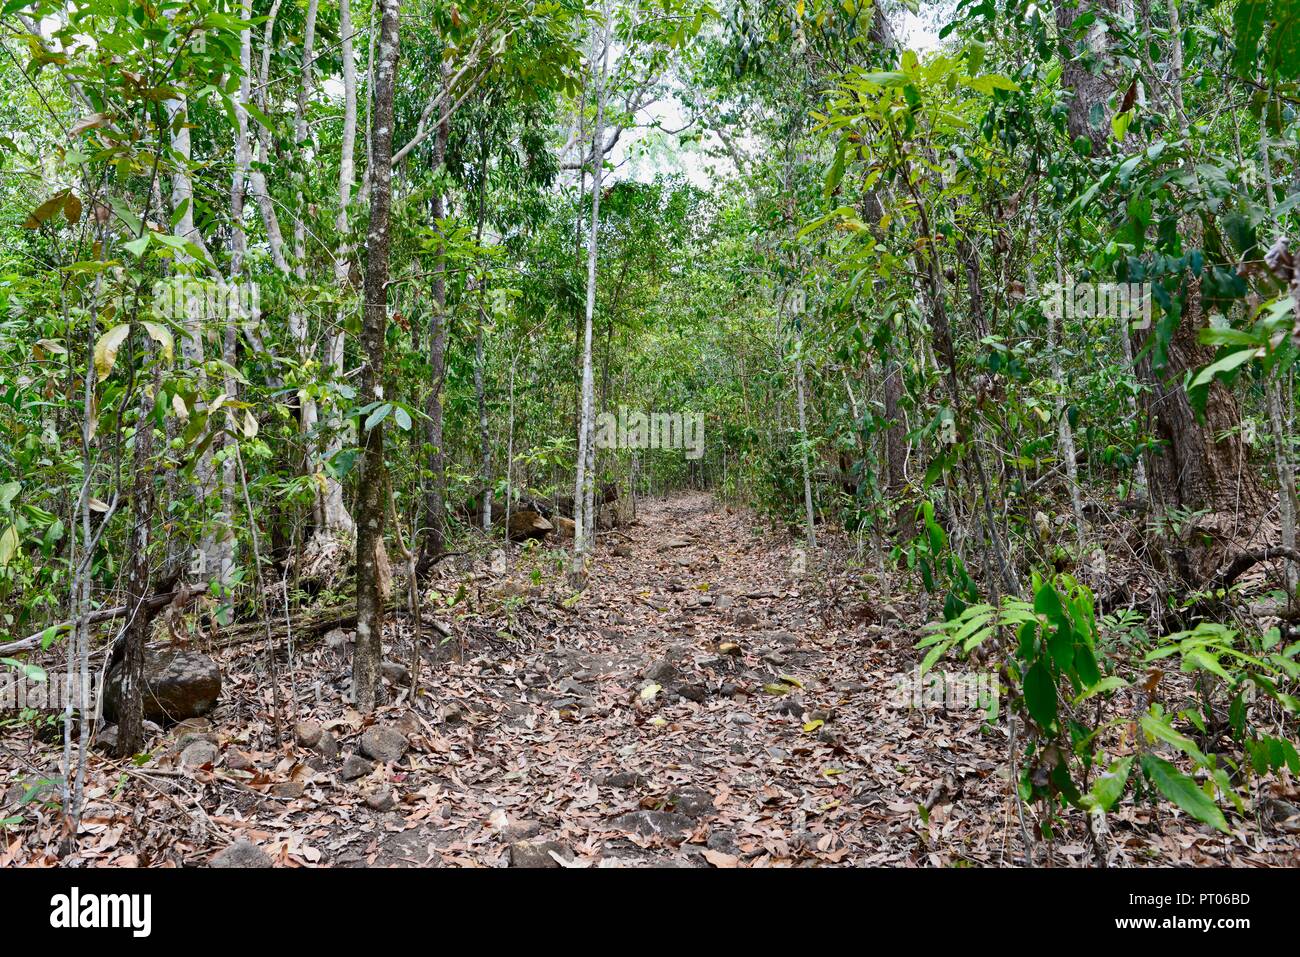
xmin=2 ymin=493 xmax=1298 ymax=867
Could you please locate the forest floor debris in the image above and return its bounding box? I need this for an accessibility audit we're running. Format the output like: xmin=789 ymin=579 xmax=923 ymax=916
xmin=2 ymin=494 xmax=1298 ymax=867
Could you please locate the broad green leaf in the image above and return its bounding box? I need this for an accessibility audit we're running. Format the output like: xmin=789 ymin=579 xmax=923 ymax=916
xmin=1140 ymin=754 xmax=1229 ymax=833
xmin=1023 ymin=661 xmax=1057 ymax=728
xmin=1082 ymin=756 xmax=1133 ymax=812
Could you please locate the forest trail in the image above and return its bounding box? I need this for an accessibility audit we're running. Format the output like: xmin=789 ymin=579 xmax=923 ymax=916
xmin=10 ymin=494 xmax=1293 ymax=868
xmin=347 ymin=491 xmax=1013 ymax=867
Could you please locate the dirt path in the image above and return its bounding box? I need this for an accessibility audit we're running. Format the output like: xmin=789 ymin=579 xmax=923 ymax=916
xmin=8 ymin=493 xmax=1289 ymax=867
xmin=343 ymin=492 xmax=1014 ymax=867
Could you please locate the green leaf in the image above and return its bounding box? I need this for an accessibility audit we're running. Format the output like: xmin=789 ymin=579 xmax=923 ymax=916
xmin=1190 ymin=348 xmax=1257 ymax=388
xmin=1140 ymin=711 xmax=1208 ymax=765
xmin=363 ymin=403 xmax=392 ymax=432
xmin=1140 ymin=754 xmax=1230 ymax=833
xmin=1082 ymin=756 xmax=1133 ymax=812
xmin=1023 ymin=660 xmax=1057 ymax=728
xmin=1075 ymin=675 xmax=1127 ymax=703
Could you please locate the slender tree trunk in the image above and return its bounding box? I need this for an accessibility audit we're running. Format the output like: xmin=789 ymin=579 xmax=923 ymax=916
xmin=474 ymin=161 xmax=492 ymax=531
xmin=165 ymin=86 xmax=228 ymax=585
xmin=882 ymin=354 xmax=910 ymax=535
xmin=117 ymin=337 xmax=158 ymax=756
xmin=353 ymin=0 xmax=400 ymax=713
xmin=571 ymin=4 xmax=610 ymax=578
xmin=420 ymin=70 xmax=450 ymax=565
xmin=1047 ymin=250 xmax=1087 ymax=560
xmin=794 ymin=338 xmax=817 ymax=547
xmin=323 ymin=0 xmax=358 ymax=537
xmin=1258 ymin=98 xmax=1299 ymax=604
xmin=290 ymin=0 xmax=323 ymax=529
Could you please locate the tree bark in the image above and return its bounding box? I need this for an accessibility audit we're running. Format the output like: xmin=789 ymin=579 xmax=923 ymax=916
xmin=420 ymin=68 xmax=451 ymax=566
xmin=571 ymin=4 xmax=611 ymax=578
xmin=353 ymin=0 xmax=400 ymax=713
xmin=117 ymin=337 xmax=158 ymax=757
xmin=323 ymin=0 xmax=358 ymax=538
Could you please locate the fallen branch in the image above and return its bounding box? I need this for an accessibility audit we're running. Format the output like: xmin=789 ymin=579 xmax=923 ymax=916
xmin=0 ymin=585 xmax=205 ymax=656
xmin=211 ymin=600 xmax=451 ymax=653
xmin=1208 ymin=545 xmax=1300 ymax=594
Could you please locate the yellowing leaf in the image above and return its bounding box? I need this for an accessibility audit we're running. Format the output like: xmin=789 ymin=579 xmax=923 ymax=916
xmin=243 ymin=409 xmax=258 ymax=438
xmin=171 ymin=393 xmax=188 ymax=420
xmin=141 ymin=321 xmax=174 ymax=362
xmin=803 ymin=719 xmax=824 ymax=733
xmin=640 ymin=682 xmax=661 ymax=702
xmin=93 ymin=324 xmax=131 ymax=381
xmin=0 ymin=524 xmax=18 ymax=567
xmin=69 ymin=112 xmax=108 ymax=137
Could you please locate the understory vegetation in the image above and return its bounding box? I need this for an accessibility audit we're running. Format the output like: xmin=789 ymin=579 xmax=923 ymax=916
xmin=1 ymin=0 xmax=1298 ymax=866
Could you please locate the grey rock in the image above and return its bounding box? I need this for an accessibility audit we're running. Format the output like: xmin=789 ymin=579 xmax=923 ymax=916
xmin=360 ymin=725 xmax=409 ymax=763
xmin=673 ymin=683 xmax=707 ymax=703
xmin=270 ymin=781 xmax=304 ymax=800
xmin=643 ymin=659 xmax=678 ymax=684
xmin=553 ymin=677 xmax=590 ymax=697
xmin=314 ymin=730 xmax=339 ymax=760
xmin=104 ymin=649 xmax=221 ymax=724
xmin=381 ymin=661 xmax=411 ymax=685
xmin=210 ymin=840 xmax=272 ymax=868
xmin=609 ymin=810 xmax=693 ymax=840
xmin=294 ymin=721 xmax=322 ymax=746
xmin=178 ymin=739 xmax=219 ymax=768
xmin=706 ymin=829 xmax=740 ymax=856
xmin=341 ymin=754 xmax=374 ymax=781
xmin=669 ymin=784 xmax=714 ymax=817
xmin=502 ymin=820 xmax=542 ymax=842
xmin=509 ymin=840 xmax=571 ymax=868
xmin=365 ymin=789 xmax=396 ymax=811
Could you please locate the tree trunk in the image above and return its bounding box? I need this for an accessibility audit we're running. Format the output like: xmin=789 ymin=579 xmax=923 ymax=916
xmin=353 ymin=0 xmax=400 ymax=713
xmin=420 ymin=77 xmax=450 ymax=565
xmin=320 ymin=0 xmax=358 ymax=538
xmin=117 ymin=336 xmax=158 ymax=757
xmin=571 ymin=4 xmax=610 ymax=578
